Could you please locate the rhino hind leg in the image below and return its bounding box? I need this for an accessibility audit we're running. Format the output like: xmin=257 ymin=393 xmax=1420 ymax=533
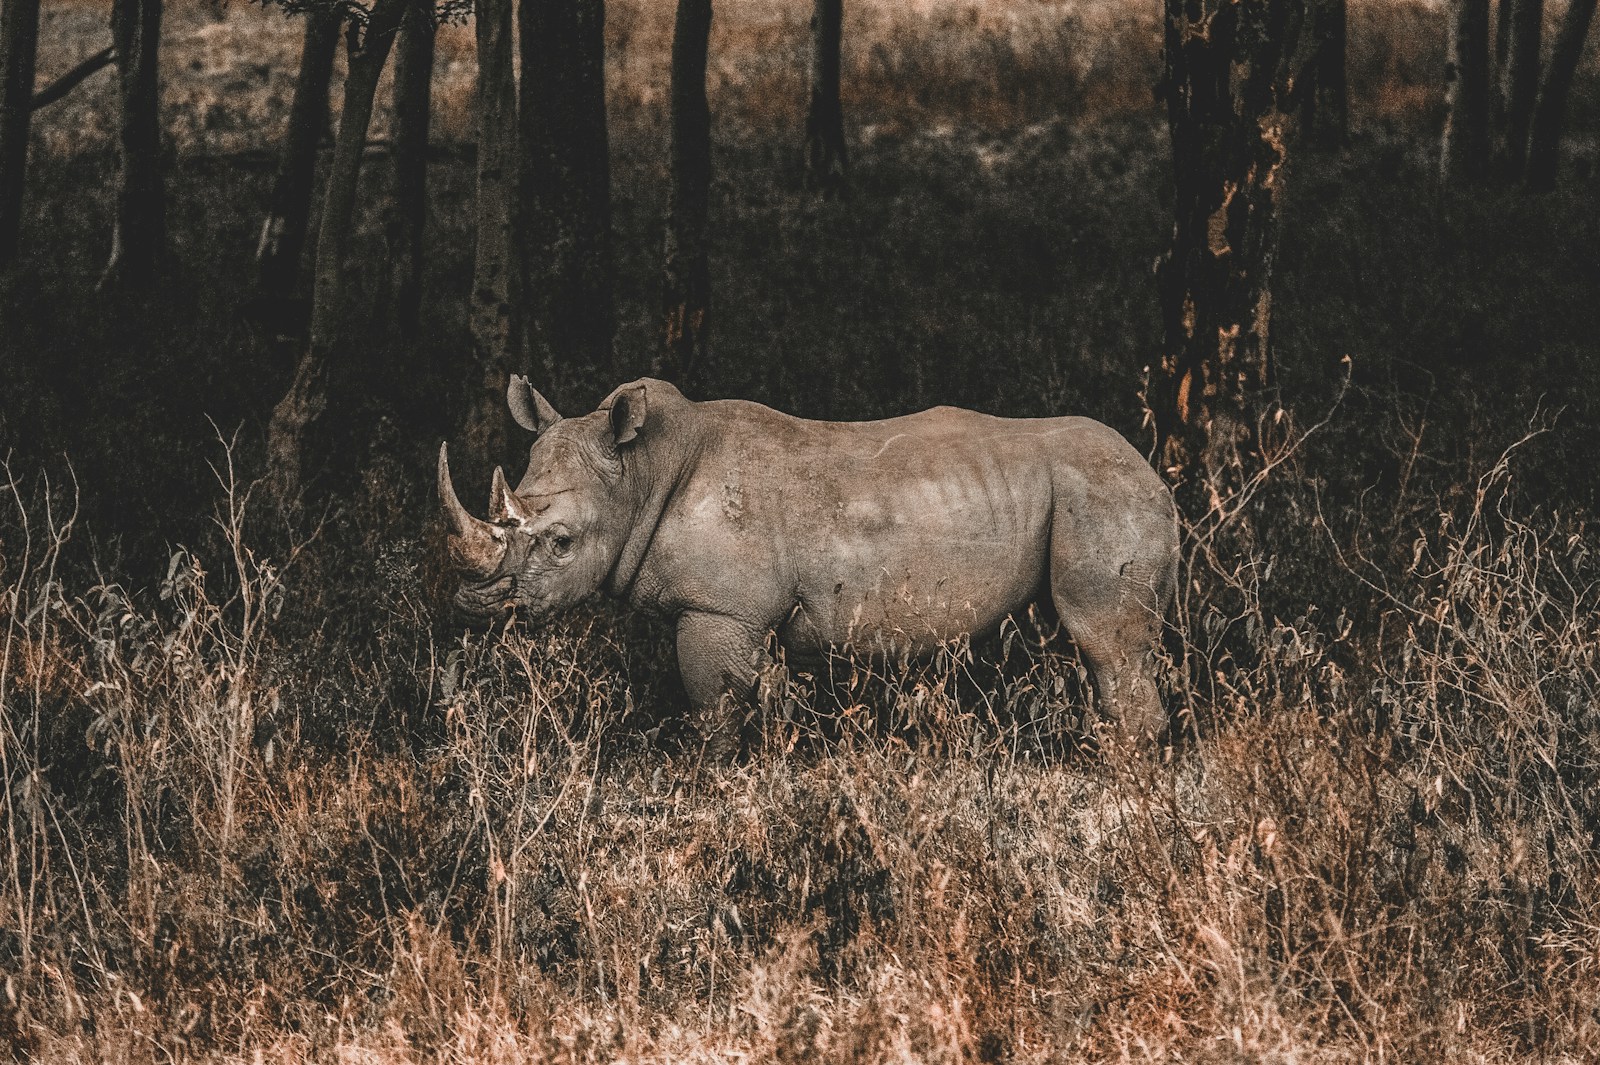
xmin=675 ymin=610 xmax=771 ymax=761
xmin=1049 ymin=523 xmax=1177 ymax=746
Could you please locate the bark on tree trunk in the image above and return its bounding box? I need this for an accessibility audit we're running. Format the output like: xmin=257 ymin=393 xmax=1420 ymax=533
xmin=256 ymin=6 xmax=340 ymax=302
xmin=658 ymin=0 xmax=712 ymax=384
xmin=804 ymin=0 xmax=846 ymax=192
xmin=0 ymin=0 xmax=40 ymax=271
xmin=1499 ymin=0 xmax=1544 ymax=175
xmin=1524 ymin=0 xmax=1597 ymax=190
xmin=1154 ymin=0 xmax=1302 ymax=504
xmin=387 ymin=0 xmax=434 ymax=340
xmin=1442 ymin=0 xmax=1493 ymax=184
xmin=265 ymin=0 xmax=405 ymax=504
xmin=99 ymin=0 xmax=164 ymax=291
xmin=518 ymin=0 xmax=614 ymax=373
xmin=463 ymin=0 xmax=522 ymax=478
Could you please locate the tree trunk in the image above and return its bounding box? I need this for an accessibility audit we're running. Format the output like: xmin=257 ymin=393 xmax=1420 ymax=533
xmin=265 ymin=0 xmax=405 ymax=504
xmin=1153 ymin=0 xmax=1303 ymax=503
xmin=256 ymin=5 xmax=340 ymax=303
xmin=0 ymin=0 xmax=40 ymax=271
xmin=1442 ymin=0 xmax=1493 ymax=183
xmin=518 ymin=0 xmax=614 ymax=373
xmin=804 ymin=0 xmax=846 ymax=192
xmin=658 ymin=0 xmax=712 ymax=384
xmin=1495 ymin=1 xmax=1514 ymax=73
xmin=1492 ymin=0 xmax=1512 ymax=126
xmin=387 ymin=0 xmax=434 ymax=340
xmin=99 ymin=0 xmax=164 ymax=291
xmin=463 ymin=0 xmax=522 ymax=479
xmin=1499 ymin=0 xmax=1544 ymax=175
xmin=1524 ymin=0 xmax=1597 ymax=190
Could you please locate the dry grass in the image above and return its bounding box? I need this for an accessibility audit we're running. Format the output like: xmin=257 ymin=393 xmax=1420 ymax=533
xmin=5 ymin=419 xmax=1598 ymax=1061
xmin=5 ymin=0 xmax=1600 ymax=1062
xmin=30 ymin=0 xmax=1500 ymax=155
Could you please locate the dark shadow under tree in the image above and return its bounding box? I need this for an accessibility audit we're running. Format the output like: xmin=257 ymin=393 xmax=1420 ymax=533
xmin=1292 ymin=0 xmax=1347 ymax=148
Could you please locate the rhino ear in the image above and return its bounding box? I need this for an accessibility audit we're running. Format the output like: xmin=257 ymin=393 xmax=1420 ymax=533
xmin=608 ymin=382 xmax=648 ymax=447
xmin=508 ymin=375 xmax=562 ymax=433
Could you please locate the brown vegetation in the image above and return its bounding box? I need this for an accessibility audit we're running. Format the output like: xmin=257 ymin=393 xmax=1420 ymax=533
xmin=3 ymin=1 xmax=1600 ymax=1061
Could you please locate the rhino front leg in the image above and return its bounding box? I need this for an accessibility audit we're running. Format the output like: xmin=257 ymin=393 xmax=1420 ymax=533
xmin=1050 ymin=523 xmax=1177 ymax=747
xmin=675 ymin=611 xmax=771 ymax=761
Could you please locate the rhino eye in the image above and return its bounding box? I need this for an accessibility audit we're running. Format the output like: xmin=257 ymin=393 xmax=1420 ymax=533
xmin=551 ymin=533 xmax=575 ymax=557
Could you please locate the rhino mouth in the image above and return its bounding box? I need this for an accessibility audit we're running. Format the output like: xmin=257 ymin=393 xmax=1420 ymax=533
xmin=452 ymin=575 xmax=516 ymax=622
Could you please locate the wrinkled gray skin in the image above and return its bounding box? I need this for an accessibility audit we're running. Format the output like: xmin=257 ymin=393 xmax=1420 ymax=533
xmin=440 ymin=377 xmax=1179 ymax=748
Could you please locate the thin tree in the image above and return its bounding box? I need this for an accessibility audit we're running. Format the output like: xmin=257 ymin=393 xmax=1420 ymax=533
xmin=1292 ymin=0 xmax=1347 ymax=147
xmin=804 ymin=0 xmax=847 ymax=191
xmin=265 ymin=0 xmax=406 ymax=502
xmin=100 ymin=0 xmax=164 ymax=291
xmin=1525 ymin=0 xmax=1598 ymax=190
xmin=0 ymin=0 xmax=40 ymax=270
xmin=519 ymin=0 xmax=614 ymax=372
xmin=387 ymin=0 xmax=435 ymax=339
xmin=256 ymin=5 xmax=341 ymax=304
xmin=463 ymin=0 xmax=522 ymax=475
xmin=1499 ymin=0 xmax=1544 ymax=175
xmin=1493 ymin=0 xmax=1513 ymax=123
xmin=1442 ymin=0 xmax=1493 ymax=183
xmin=1312 ymin=0 xmax=1347 ymax=144
xmin=658 ymin=0 xmax=712 ymax=383
xmin=1153 ymin=0 xmax=1305 ymax=500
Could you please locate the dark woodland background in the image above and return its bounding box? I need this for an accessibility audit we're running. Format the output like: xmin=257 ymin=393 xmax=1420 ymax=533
xmin=1 ymin=0 xmax=1599 ymax=1061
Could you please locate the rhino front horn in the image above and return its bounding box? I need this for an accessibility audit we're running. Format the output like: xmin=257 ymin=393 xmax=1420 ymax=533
xmin=438 ymin=442 xmax=507 ymax=578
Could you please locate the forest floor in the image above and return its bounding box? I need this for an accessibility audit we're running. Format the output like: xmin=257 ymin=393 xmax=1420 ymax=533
xmin=3 ymin=1 xmax=1600 ymax=1061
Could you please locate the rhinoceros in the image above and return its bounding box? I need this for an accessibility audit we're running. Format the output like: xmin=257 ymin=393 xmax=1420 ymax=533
xmin=439 ymin=377 xmax=1179 ymax=746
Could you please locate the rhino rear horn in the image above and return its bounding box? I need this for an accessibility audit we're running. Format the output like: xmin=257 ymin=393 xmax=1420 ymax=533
xmin=438 ymin=442 xmax=507 ymax=578
xmin=508 ymin=375 xmax=562 ymax=433
xmin=489 ymin=466 xmax=537 ymax=525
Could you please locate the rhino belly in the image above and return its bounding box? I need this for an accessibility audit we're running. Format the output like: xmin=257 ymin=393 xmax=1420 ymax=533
xmin=743 ymin=420 xmax=1058 ymax=664
xmin=778 ymin=533 xmax=1049 ymax=662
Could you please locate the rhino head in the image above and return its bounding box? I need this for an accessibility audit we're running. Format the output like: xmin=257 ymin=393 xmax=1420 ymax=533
xmin=438 ymin=375 xmax=649 ymax=622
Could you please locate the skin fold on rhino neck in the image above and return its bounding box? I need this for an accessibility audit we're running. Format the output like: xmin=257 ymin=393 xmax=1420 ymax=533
xmin=599 ymin=395 xmax=707 ymax=604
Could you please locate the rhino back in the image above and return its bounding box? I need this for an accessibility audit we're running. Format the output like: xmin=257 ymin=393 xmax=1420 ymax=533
xmin=636 ymin=399 xmax=1165 ymax=659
